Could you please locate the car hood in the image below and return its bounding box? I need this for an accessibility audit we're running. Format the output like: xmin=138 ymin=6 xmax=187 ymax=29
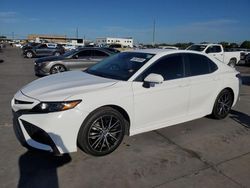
xmin=21 ymin=71 xmax=118 ymax=101
xmin=35 ymin=55 xmax=66 ymax=63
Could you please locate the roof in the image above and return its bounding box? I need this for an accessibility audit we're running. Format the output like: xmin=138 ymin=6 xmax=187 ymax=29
xmin=130 ymin=48 xmax=176 ymax=54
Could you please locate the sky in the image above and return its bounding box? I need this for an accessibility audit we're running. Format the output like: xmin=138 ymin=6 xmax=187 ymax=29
xmin=0 ymin=0 xmax=250 ymax=44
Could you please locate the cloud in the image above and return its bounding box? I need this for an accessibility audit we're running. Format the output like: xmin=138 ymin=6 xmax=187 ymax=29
xmin=0 ymin=11 xmax=18 ymax=23
xmin=155 ymin=19 xmax=241 ymax=43
xmin=0 ymin=11 xmax=39 ymax=24
xmin=190 ymin=19 xmax=239 ymax=27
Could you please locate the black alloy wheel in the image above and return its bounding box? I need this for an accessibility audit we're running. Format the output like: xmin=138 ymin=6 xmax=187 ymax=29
xmin=212 ymin=89 xmax=233 ymax=119
xmin=77 ymin=107 xmax=126 ymax=156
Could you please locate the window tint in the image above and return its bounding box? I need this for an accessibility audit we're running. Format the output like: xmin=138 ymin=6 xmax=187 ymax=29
xmin=185 ymin=54 xmax=217 ymax=76
xmin=38 ymin=44 xmax=47 ymax=49
xmin=206 ymin=46 xmax=222 ymax=53
xmin=137 ymin=54 xmax=184 ymax=81
xmin=93 ymin=50 xmax=109 ymax=57
xmin=208 ymin=58 xmax=218 ymax=72
xmin=77 ymin=50 xmax=92 ymax=57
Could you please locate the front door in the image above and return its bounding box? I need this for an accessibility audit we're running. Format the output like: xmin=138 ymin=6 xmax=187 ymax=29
xmin=132 ymin=54 xmax=190 ymax=133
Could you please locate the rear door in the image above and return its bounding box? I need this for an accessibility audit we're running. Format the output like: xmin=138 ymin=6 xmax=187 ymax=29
xmin=65 ymin=50 xmax=93 ymax=70
xmin=35 ymin=44 xmax=49 ymax=56
xmin=184 ymin=53 xmax=220 ymax=116
xmin=206 ymin=45 xmax=224 ymax=62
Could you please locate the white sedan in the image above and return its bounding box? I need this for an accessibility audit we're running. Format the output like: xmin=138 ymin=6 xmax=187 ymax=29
xmin=11 ymin=49 xmax=240 ymax=156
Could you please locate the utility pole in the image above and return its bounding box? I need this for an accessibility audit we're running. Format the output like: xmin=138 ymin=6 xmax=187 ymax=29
xmin=12 ymin=32 xmax=14 ymax=40
xmin=76 ymin=27 xmax=78 ymax=39
xmin=152 ymin=19 xmax=156 ymax=46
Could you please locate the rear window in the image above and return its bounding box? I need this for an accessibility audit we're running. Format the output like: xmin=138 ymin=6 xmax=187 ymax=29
xmin=187 ymin=45 xmax=207 ymax=52
xmin=185 ymin=54 xmax=218 ymax=76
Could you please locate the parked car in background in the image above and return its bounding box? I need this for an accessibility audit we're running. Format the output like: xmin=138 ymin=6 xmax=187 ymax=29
xmin=63 ymin=44 xmax=77 ymax=51
xmin=159 ymin=46 xmax=179 ymax=50
xmin=109 ymin=44 xmax=130 ymax=51
xmin=46 ymin=43 xmax=58 ymax=48
xmin=102 ymin=47 xmax=120 ymax=53
xmin=12 ymin=49 xmax=240 ymax=156
xmin=238 ymin=50 xmax=250 ymax=65
xmin=34 ymin=47 xmax=116 ymax=76
xmin=186 ymin=44 xmax=242 ymax=66
xmin=245 ymin=53 xmax=250 ymax=65
xmin=13 ymin=43 xmax=22 ymax=48
xmin=22 ymin=42 xmax=40 ymax=51
xmin=23 ymin=43 xmax=65 ymax=58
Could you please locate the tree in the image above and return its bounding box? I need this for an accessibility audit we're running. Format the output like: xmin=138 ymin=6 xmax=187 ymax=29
xmin=240 ymin=41 xmax=250 ymax=49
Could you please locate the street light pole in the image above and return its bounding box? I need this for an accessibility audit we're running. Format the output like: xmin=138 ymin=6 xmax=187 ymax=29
xmin=153 ymin=19 xmax=156 ymax=46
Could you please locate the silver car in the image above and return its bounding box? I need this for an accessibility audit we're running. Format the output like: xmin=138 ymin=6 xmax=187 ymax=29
xmin=34 ymin=47 xmax=116 ymax=76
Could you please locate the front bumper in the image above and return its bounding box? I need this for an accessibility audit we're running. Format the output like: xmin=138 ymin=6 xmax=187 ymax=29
xmin=34 ymin=64 xmax=50 ymax=76
xmin=11 ymin=91 xmax=88 ymax=154
xmin=13 ymin=110 xmax=60 ymax=154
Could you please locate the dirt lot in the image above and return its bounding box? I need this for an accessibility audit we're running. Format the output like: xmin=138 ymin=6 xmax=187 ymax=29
xmin=0 ymin=46 xmax=250 ymax=188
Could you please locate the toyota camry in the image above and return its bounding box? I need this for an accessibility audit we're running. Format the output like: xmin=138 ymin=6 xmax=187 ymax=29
xmin=11 ymin=49 xmax=240 ymax=156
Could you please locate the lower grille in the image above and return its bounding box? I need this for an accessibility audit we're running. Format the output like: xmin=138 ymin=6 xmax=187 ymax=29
xmin=21 ymin=120 xmax=60 ymax=154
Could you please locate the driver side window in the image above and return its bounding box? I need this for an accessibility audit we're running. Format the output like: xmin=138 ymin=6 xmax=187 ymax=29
xmin=136 ymin=54 xmax=184 ymax=82
xmin=38 ymin=44 xmax=47 ymax=49
xmin=77 ymin=50 xmax=92 ymax=58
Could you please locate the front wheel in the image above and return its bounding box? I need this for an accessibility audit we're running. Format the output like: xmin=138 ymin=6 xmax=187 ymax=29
xmin=211 ymin=89 xmax=234 ymax=119
xmin=54 ymin=52 xmax=61 ymax=56
xmin=77 ymin=107 xmax=126 ymax=156
xmin=50 ymin=64 xmax=66 ymax=74
xmin=25 ymin=51 xmax=33 ymax=58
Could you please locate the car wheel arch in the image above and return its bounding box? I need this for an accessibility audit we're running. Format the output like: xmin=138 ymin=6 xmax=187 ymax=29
xmin=78 ymin=105 xmax=131 ymax=139
xmin=210 ymin=87 xmax=235 ymax=112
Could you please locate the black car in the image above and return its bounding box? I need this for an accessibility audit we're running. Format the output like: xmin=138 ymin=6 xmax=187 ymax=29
xmin=21 ymin=42 xmax=40 ymax=51
xmin=23 ymin=43 xmax=65 ymax=58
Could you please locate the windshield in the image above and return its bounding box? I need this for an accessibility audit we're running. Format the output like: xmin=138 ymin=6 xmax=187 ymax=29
xmin=86 ymin=52 xmax=154 ymax=81
xmin=187 ymin=45 xmax=207 ymax=52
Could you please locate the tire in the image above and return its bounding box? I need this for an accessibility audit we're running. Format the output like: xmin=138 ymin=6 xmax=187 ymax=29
xmin=211 ymin=89 xmax=234 ymax=119
xmin=228 ymin=58 xmax=237 ymax=67
xmin=50 ymin=64 xmax=66 ymax=74
xmin=77 ymin=107 xmax=126 ymax=156
xmin=54 ymin=52 xmax=61 ymax=56
xmin=25 ymin=51 xmax=33 ymax=58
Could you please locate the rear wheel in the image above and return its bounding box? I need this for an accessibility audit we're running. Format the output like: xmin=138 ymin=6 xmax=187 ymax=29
xmin=211 ymin=89 xmax=233 ymax=119
xmin=50 ymin=64 xmax=66 ymax=74
xmin=77 ymin=107 xmax=126 ymax=156
xmin=228 ymin=58 xmax=237 ymax=67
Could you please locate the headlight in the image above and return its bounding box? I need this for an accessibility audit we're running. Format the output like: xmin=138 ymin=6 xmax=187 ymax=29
xmin=31 ymin=100 xmax=82 ymax=113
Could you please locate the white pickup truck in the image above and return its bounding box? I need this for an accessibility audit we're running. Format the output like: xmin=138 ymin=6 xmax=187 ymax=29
xmin=186 ymin=44 xmax=241 ymax=66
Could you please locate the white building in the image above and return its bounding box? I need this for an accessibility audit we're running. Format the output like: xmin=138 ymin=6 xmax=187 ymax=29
xmin=96 ymin=37 xmax=133 ymax=47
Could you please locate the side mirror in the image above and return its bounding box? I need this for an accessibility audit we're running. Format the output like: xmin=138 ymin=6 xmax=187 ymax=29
xmin=143 ymin=73 xmax=164 ymax=88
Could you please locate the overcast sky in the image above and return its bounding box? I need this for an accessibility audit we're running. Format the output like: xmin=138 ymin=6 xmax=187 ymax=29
xmin=1 ymin=0 xmax=250 ymax=43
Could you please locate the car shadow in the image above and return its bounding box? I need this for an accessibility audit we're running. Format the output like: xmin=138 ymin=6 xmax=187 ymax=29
xmin=18 ymin=134 xmax=72 ymax=188
xmin=229 ymin=110 xmax=250 ymax=128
